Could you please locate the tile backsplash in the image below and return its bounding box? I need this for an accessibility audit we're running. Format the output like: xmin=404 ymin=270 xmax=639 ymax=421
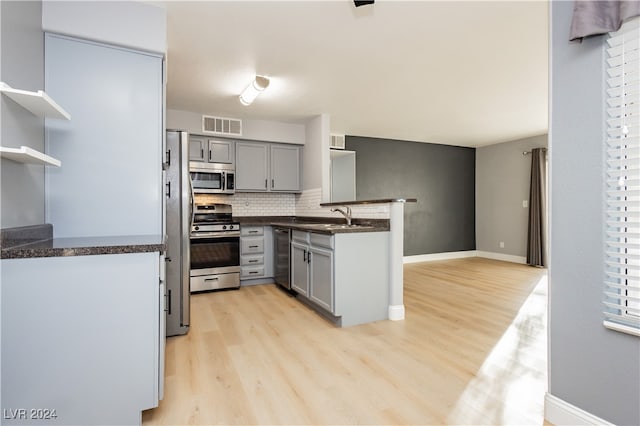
xmin=195 ymin=192 xmax=296 ymax=216
xmin=196 ymin=188 xmax=390 ymax=219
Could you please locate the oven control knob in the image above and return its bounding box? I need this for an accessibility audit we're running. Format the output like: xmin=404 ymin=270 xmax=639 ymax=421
xmin=222 ymin=225 xmax=227 ymax=230
xmin=194 ymin=226 xmax=199 ymax=231
xmin=229 ymin=225 xmax=234 ymax=230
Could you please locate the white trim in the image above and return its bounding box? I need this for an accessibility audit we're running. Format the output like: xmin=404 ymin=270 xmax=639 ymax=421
xmin=544 ymin=393 xmax=613 ymax=426
xmin=403 ymin=250 xmax=527 ymax=265
xmin=603 ymin=320 xmax=640 ymax=337
xmin=476 ymin=251 xmax=527 ymax=264
xmin=388 ymin=304 xmax=405 ymax=321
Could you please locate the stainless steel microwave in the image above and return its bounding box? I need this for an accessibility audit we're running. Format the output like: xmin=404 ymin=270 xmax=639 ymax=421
xmin=189 ymin=162 xmax=235 ymax=194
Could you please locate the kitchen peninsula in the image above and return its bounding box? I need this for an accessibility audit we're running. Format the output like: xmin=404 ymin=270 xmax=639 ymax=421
xmin=1 ymin=224 xmax=166 ymax=425
xmin=236 ymin=198 xmax=417 ymax=326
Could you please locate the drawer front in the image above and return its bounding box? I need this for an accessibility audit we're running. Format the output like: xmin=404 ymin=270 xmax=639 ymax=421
xmin=310 ymin=232 xmax=334 ymax=249
xmin=241 ymin=266 xmax=265 ymax=279
xmin=241 ymin=226 xmax=264 ymax=237
xmin=291 ymin=230 xmax=309 ymax=244
xmin=241 ymin=255 xmax=264 ymax=266
xmin=241 ymin=237 xmax=264 ymax=254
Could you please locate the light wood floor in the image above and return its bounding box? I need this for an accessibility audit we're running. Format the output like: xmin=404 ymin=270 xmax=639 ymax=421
xmin=143 ymin=258 xmax=548 ymax=425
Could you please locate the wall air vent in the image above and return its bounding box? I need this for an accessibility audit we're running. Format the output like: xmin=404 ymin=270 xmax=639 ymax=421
xmin=202 ymin=115 xmax=242 ymax=136
xmin=330 ymin=134 xmax=345 ymax=150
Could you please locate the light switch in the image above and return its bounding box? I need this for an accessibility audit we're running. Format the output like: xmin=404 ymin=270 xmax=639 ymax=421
xmin=523 ymin=200 xmax=529 ymax=208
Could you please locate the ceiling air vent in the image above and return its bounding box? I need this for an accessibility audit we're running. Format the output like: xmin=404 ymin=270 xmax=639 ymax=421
xmin=330 ymin=134 xmax=345 ymax=150
xmin=202 ymin=115 xmax=242 ymax=136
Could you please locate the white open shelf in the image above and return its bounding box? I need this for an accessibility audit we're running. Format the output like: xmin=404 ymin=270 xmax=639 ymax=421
xmin=0 ymin=146 xmax=61 ymax=167
xmin=0 ymin=81 xmax=71 ymax=120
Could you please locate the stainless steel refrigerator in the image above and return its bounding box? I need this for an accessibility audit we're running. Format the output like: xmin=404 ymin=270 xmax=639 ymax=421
xmin=165 ymin=130 xmax=190 ymax=336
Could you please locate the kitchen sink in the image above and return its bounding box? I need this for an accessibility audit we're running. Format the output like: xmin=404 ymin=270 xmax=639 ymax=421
xmin=302 ymin=223 xmax=374 ymax=230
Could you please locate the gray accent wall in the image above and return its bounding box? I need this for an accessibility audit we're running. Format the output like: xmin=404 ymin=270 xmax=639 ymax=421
xmin=476 ymin=134 xmax=547 ymax=258
xmin=0 ymin=1 xmax=45 ymax=228
xmin=549 ymin=2 xmax=639 ymax=425
xmin=346 ymin=135 xmax=475 ymax=256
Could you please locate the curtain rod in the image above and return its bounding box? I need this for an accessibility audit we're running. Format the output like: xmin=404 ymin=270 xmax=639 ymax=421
xmin=523 ymin=148 xmax=547 ymax=155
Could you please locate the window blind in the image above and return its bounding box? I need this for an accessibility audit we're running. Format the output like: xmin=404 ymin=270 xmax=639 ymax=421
xmin=604 ymin=17 xmax=640 ymax=337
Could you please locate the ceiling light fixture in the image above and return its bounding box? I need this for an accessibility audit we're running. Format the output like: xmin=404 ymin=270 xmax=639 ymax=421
xmin=239 ymin=75 xmax=270 ymax=106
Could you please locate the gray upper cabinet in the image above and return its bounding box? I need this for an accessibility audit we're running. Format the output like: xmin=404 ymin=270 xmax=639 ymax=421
xmin=189 ymin=136 xmax=234 ymax=164
xmin=209 ymin=140 xmax=234 ymax=164
xmin=236 ymin=141 xmax=301 ymax=193
xmin=236 ymin=142 xmax=269 ymax=191
xmin=189 ymin=136 xmax=206 ymax=161
xmin=271 ymin=144 xmax=300 ymax=191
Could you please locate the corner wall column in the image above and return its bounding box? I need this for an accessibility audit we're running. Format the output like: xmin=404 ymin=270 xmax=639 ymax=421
xmin=388 ymin=201 xmax=405 ymax=320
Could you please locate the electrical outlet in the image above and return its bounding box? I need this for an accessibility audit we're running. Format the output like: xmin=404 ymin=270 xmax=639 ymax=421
xmin=500 ymin=242 xmax=505 ymax=248
xmin=523 ymin=200 xmax=529 ymax=208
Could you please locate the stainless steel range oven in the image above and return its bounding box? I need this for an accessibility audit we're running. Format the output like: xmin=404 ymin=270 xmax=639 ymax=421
xmin=190 ymin=202 xmax=240 ymax=292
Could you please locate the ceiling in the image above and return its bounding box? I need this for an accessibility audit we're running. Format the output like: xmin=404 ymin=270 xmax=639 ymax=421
xmin=161 ymin=1 xmax=549 ymax=147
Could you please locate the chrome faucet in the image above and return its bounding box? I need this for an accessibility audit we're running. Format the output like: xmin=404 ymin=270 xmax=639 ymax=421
xmin=331 ymin=206 xmax=352 ymax=226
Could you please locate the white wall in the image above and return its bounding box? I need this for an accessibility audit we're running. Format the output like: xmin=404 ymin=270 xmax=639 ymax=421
xmin=1 ymin=1 xmax=45 ymax=228
xmin=42 ymin=1 xmax=166 ymax=54
xmin=303 ymin=114 xmax=330 ymax=201
xmin=167 ymin=108 xmax=305 ymax=145
xmin=476 ymin=134 xmax=547 ymax=259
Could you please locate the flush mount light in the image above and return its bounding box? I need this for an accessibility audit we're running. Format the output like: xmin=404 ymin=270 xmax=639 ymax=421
xmin=239 ymin=75 xmax=270 ymax=106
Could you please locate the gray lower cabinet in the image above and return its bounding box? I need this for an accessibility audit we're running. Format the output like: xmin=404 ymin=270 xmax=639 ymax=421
xmin=240 ymin=226 xmax=274 ymax=283
xmin=236 ymin=141 xmax=301 ymax=192
xmin=309 ymin=245 xmax=334 ymax=312
xmin=291 ymin=239 xmax=310 ymax=296
xmin=291 ymin=229 xmax=390 ymax=327
xmin=1 ymin=252 xmax=162 ymax=425
xmin=291 ymin=231 xmax=334 ymax=313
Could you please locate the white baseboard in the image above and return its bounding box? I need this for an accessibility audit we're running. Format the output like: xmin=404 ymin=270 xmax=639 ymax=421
xmin=403 ymin=250 xmax=527 ymax=265
xmin=388 ymin=304 xmax=405 ymax=321
xmin=544 ymin=393 xmax=613 ymax=426
xmin=476 ymin=251 xmax=527 ymax=264
xmin=403 ymin=251 xmax=477 ymax=263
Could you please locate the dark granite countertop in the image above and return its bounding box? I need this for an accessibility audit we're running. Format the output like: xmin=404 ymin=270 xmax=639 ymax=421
xmin=319 ymin=198 xmax=417 ymax=207
xmin=235 ymin=216 xmax=389 ymax=234
xmin=1 ymin=226 xmax=165 ymax=260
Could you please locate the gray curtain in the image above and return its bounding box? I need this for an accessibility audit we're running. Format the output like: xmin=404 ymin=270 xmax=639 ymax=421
xmin=527 ymin=148 xmax=547 ymax=267
xmin=570 ymin=0 xmax=640 ymax=41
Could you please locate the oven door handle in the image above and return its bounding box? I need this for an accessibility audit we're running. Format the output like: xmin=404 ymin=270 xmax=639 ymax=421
xmin=190 ymin=232 xmax=240 ymax=239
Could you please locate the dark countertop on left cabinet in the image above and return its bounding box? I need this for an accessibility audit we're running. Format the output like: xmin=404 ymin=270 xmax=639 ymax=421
xmin=1 ymin=224 xmax=165 ymax=259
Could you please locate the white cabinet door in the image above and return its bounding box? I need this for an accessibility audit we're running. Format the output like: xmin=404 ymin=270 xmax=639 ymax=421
xmin=309 ymin=246 xmax=334 ymax=313
xmin=291 ymin=241 xmax=309 ymax=296
xmin=236 ymin=142 xmax=268 ymax=191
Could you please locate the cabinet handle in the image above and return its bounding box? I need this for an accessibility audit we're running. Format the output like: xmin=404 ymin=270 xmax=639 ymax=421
xmin=165 ymin=181 xmax=171 ymax=198
xmin=303 ymin=250 xmax=307 ymax=262
xmin=165 ymin=149 xmax=171 ymax=167
xmin=248 ymin=260 xmax=259 ymax=263
xmin=265 ymin=179 xmax=268 ymax=189
xmin=249 ymin=230 xmax=258 ymax=234
xmin=201 ymin=148 xmax=204 ymax=159
xmin=308 ymin=251 xmax=311 ymax=264
xmin=249 ymin=271 xmax=259 ymax=275
xmin=249 ymin=245 xmax=259 ymax=248
xmin=271 ymin=179 xmax=274 ymax=188
xmin=209 ymin=150 xmax=212 ymax=161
